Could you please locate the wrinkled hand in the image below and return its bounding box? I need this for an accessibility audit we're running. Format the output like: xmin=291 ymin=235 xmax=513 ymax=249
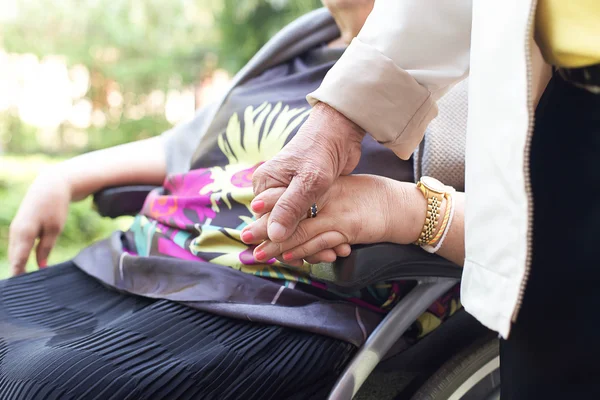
xmin=9 ymin=171 xmax=71 ymax=275
xmin=243 ymin=175 xmax=421 ymax=266
xmin=252 ymin=102 xmax=365 ymax=243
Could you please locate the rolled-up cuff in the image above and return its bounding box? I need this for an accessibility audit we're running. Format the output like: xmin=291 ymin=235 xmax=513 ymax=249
xmin=307 ymin=38 xmax=438 ymax=160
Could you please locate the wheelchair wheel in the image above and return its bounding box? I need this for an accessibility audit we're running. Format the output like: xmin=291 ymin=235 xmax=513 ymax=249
xmin=411 ymin=338 xmax=500 ymax=400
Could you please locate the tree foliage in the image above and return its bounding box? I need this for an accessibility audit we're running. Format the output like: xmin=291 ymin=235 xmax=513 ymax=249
xmin=216 ymin=0 xmax=322 ymax=73
xmin=0 ymin=0 xmax=323 ymax=154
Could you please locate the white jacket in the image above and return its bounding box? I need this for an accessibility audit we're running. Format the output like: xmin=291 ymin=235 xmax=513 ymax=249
xmin=308 ymin=0 xmax=552 ymax=338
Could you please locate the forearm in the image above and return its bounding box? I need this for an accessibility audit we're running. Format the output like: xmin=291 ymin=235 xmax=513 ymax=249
xmin=51 ymin=136 xmax=167 ymax=202
xmin=386 ymin=180 xmax=465 ymax=266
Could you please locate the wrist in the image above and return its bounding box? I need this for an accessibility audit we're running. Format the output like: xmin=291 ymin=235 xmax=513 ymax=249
xmin=384 ymin=181 xmax=447 ymax=245
xmin=312 ymin=101 xmax=366 ymax=142
xmin=35 ymin=165 xmax=74 ymax=201
xmin=48 ymin=161 xmax=89 ymax=202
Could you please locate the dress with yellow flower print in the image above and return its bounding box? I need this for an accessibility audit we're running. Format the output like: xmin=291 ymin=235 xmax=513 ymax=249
xmin=126 ymin=100 xmax=459 ymax=324
xmin=133 ymin=102 xmax=309 ymax=277
xmin=121 ymin=46 xmax=460 ymax=333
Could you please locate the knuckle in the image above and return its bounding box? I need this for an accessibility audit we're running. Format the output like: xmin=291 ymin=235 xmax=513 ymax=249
xmin=338 ymin=245 xmax=351 ymax=257
xmin=317 ymin=234 xmax=331 ymax=251
xmin=275 ymin=198 xmax=303 ymax=221
xmin=252 ymin=164 xmax=271 ymax=193
xmin=274 ymin=243 xmax=285 ymax=256
xmin=44 ymin=223 xmax=61 ymax=236
xmin=10 ymin=224 xmax=35 ymax=240
xmin=298 ymin=168 xmax=331 ymax=192
xmin=293 ymin=224 xmax=310 ymax=244
xmin=252 ymin=162 xmax=290 ymax=195
xmin=299 ymin=244 xmax=312 ymax=258
xmin=252 ymin=163 xmax=267 ymax=181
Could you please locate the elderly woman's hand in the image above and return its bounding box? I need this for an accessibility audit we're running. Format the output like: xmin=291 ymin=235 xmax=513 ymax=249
xmin=242 ymin=175 xmax=427 ymax=266
xmin=251 ymin=102 xmax=365 ymax=244
xmin=9 ymin=170 xmax=72 ymax=275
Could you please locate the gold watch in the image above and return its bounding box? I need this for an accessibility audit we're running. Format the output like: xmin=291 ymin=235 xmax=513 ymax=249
xmin=415 ymin=176 xmax=454 ymax=246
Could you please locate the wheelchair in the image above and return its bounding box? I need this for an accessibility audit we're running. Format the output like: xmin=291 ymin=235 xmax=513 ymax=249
xmin=93 ymin=80 xmax=500 ymax=400
xmin=94 ymin=185 xmax=498 ymax=400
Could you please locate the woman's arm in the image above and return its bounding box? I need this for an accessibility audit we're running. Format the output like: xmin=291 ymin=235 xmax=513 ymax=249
xmin=8 ymin=136 xmax=166 ymax=275
xmin=242 ymin=175 xmax=465 ymax=267
xmin=58 ymin=136 xmax=167 ymax=201
xmin=251 ymin=0 xmax=473 ymax=246
xmin=385 ymin=180 xmax=465 ymax=266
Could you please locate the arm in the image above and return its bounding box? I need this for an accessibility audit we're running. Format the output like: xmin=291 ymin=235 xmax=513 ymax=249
xmin=58 ymin=136 xmax=166 ymax=201
xmin=8 ymin=136 xmax=166 ymax=275
xmin=252 ymin=0 xmax=473 ymax=244
xmin=307 ymin=0 xmax=473 ymax=160
xmin=386 ymin=180 xmax=465 ymax=266
xmin=243 ymin=176 xmax=465 ymax=267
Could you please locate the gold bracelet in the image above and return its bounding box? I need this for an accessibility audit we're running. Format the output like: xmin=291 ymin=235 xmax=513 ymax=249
xmin=428 ymin=194 xmax=452 ymax=246
xmin=414 ymin=176 xmax=454 ymax=247
xmin=415 ymin=195 xmax=442 ymax=246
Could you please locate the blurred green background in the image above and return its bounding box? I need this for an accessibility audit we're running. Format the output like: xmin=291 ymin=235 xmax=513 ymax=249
xmin=0 ymin=0 xmax=322 ymax=278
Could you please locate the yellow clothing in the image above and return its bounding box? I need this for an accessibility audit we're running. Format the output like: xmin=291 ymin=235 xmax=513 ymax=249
xmin=536 ymin=0 xmax=600 ymax=67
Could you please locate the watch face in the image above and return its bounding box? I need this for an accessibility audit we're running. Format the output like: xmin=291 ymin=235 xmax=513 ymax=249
xmin=421 ymin=176 xmax=445 ymax=192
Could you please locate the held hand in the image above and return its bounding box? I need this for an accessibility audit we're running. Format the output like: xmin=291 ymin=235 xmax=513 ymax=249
xmin=243 ymin=175 xmax=424 ymax=265
xmin=8 ymin=171 xmax=71 ymax=275
xmin=251 ymin=102 xmax=365 ymax=243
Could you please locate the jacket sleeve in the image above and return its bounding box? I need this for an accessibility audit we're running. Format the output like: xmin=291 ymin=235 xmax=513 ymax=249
xmin=307 ymin=0 xmax=473 ymax=159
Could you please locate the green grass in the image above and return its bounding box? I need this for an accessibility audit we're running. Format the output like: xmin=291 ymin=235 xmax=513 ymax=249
xmin=0 ymin=154 xmax=131 ymax=279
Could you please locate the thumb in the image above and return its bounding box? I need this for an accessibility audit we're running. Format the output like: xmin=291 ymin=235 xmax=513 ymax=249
xmin=267 ymin=176 xmax=325 ymax=243
xmin=35 ymin=228 xmax=59 ymax=269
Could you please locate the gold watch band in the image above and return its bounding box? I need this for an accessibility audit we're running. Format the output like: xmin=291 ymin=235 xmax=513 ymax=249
xmin=414 ymin=177 xmax=451 ymax=247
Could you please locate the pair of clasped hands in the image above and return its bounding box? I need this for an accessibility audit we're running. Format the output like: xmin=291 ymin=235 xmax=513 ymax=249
xmin=241 ymin=103 xmax=424 ymax=266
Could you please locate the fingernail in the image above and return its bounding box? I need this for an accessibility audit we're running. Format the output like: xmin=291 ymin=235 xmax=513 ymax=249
xmin=251 ymin=200 xmax=264 ymax=212
xmin=268 ymin=222 xmax=287 ymax=241
xmin=282 ymin=252 xmax=294 ymax=261
xmin=255 ymin=249 xmax=266 ymax=261
xmin=39 ymin=260 xmax=47 ymax=269
xmin=241 ymin=230 xmax=253 ymax=243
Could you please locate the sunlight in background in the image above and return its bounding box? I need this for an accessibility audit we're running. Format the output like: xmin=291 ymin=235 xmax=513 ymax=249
xmin=0 ymin=0 xmax=322 ymax=277
xmin=0 ymin=0 xmax=18 ymax=22
xmin=0 ymin=49 xmax=230 ymax=149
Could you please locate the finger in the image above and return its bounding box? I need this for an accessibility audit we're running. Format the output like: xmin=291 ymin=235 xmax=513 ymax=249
xmin=35 ymin=227 xmax=59 ymax=269
xmin=241 ymin=214 xmax=269 ymax=244
xmin=243 ymin=199 xmax=310 ymax=245
xmin=267 ymin=175 xmax=326 ymax=243
xmin=276 ymin=257 xmax=304 ymax=268
xmin=305 ymin=249 xmax=338 ymax=264
xmin=333 ymin=244 xmax=352 ymax=258
xmin=252 ymin=161 xmax=289 ymax=197
xmin=8 ymin=225 xmax=37 ymax=276
xmin=250 ymin=187 xmax=286 ymax=217
xmin=280 ymin=232 xmax=347 ymax=263
xmin=254 ymin=217 xmax=335 ymax=261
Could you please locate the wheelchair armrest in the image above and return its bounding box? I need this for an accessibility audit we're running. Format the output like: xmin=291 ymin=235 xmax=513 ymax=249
xmin=310 ymin=242 xmax=461 ymax=292
xmin=93 ymin=185 xmax=160 ymax=218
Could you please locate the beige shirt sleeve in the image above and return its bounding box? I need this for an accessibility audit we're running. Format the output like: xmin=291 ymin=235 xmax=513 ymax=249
xmin=308 ymin=0 xmax=473 ymax=160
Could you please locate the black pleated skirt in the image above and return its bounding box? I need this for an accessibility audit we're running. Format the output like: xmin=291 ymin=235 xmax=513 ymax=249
xmin=0 ymin=262 xmax=355 ymax=400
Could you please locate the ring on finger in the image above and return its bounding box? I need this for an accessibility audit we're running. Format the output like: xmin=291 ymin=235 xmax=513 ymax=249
xmin=306 ymin=203 xmax=318 ymax=219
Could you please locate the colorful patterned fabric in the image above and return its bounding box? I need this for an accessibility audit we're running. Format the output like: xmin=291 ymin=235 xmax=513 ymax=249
xmin=75 ymin=45 xmax=460 ymax=343
xmin=127 ymin=99 xmax=406 ymax=313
